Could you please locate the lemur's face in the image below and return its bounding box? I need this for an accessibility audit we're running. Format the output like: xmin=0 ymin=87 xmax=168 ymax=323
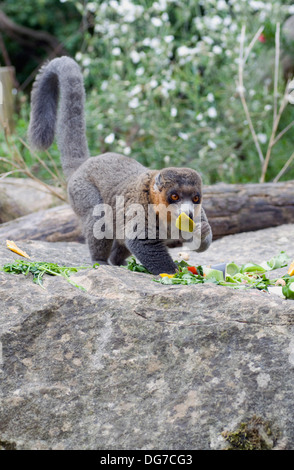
xmin=151 ymin=168 xmax=202 ymax=225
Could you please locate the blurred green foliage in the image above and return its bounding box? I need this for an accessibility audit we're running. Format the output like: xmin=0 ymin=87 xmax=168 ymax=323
xmin=1 ymin=0 xmax=294 ymax=185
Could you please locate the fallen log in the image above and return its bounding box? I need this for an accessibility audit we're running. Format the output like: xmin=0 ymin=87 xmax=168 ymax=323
xmin=0 ymin=204 xmax=84 ymax=243
xmin=0 ymin=181 xmax=293 ymax=242
xmin=203 ymin=180 xmax=294 ymax=238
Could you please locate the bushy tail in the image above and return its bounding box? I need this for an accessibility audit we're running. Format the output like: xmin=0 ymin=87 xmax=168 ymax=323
xmin=28 ymin=56 xmax=89 ymax=180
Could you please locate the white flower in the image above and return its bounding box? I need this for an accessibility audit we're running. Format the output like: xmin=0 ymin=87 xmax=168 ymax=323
xmin=153 ymin=0 xmax=167 ymax=11
xmin=164 ymin=35 xmax=174 ymax=44
xmin=178 ymin=132 xmax=189 ymax=141
xmin=171 ymin=107 xmax=177 ymax=117
xmin=212 ymin=45 xmax=222 ymax=55
xmin=112 ymin=47 xmax=121 ymax=56
xmin=151 ymin=17 xmax=163 ymax=27
xmin=101 ymin=81 xmax=108 ymax=91
xmin=196 ymin=113 xmax=203 ymax=121
xmin=163 ymin=155 xmax=170 ymax=164
xmin=82 ymin=57 xmax=91 ymax=66
xmin=130 ymin=50 xmax=141 ymax=64
xmin=105 ymin=133 xmax=115 ymax=144
xmin=177 ymin=45 xmax=191 ymax=57
xmin=129 ymin=97 xmax=140 ymax=108
xmin=288 ymin=92 xmax=294 ymax=105
xmin=75 ymin=52 xmax=82 ymax=61
xmin=97 ymin=123 xmax=103 ymax=130
xmin=264 ymin=104 xmax=272 ymax=111
xmin=249 ymin=1 xmax=266 ymax=10
xmin=207 ymin=139 xmax=217 ymax=149
xmin=149 ymin=79 xmax=158 ymax=89
xmin=142 ymin=37 xmax=151 ymax=46
xmin=86 ymin=2 xmax=97 ymax=12
xmin=207 ymin=107 xmax=217 ymax=118
xmin=207 ymin=93 xmax=214 ymax=103
xmin=202 ymin=36 xmax=214 ymax=45
xmin=205 ymin=15 xmax=222 ymax=30
xmin=150 ymin=38 xmax=161 ymax=49
xmin=223 ymin=17 xmax=232 ymax=26
xmin=128 ymin=84 xmax=142 ymax=97
xmin=136 ymin=66 xmax=145 ymax=76
xmin=123 ymin=146 xmax=131 ymax=155
xmin=257 ymin=133 xmax=267 ymax=144
xmin=217 ymin=0 xmax=227 ymax=9
xmin=236 ymin=85 xmax=245 ymax=94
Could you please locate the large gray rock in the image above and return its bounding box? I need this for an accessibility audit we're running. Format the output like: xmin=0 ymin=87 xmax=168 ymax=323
xmin=0 ymin=178 xmax=64 ymax=224
xmin=0 ymin=226 xmax=294 ymax=450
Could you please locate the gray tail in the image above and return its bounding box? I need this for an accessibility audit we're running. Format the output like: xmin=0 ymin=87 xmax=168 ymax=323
xmin=28 ymin=56 xmax=89 ymax=180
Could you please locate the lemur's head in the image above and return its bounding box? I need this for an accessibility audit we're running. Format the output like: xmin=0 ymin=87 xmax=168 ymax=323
xmin=150 ymin=168 xmax=202 ymax=224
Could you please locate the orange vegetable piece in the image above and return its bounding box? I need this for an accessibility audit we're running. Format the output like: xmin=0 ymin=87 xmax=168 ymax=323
xmin=288 ymin=260 xmax=294 ymax=276
xmin=159 ymin=273 xmax=175 ymax=278
xmin=6 ymin=240 xmax=30 ymax=259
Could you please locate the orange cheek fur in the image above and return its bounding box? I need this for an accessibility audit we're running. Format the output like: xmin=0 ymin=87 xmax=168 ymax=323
xmin=150 ymin=188 xmax=172 ymax=223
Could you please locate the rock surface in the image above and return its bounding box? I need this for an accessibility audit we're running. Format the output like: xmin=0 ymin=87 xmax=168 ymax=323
xmin=0 ymin=225 xmax=294 ymax=450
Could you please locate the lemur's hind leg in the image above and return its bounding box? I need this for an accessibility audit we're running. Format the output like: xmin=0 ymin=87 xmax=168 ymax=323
xmin=108 ymin=241 xmax=131 ymax=266
xmin=68 ymin=177 xmax=113 ymax=264
xmin=81 ymin=210 xmax=114 ymax=264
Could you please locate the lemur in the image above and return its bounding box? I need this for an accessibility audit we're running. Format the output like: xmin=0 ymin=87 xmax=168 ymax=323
xmin=28 ymin=57 xmax=212 ymax=275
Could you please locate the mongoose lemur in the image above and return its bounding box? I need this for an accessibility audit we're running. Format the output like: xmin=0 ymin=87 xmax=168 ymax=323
xmin=28 ymin=57 xmax=212 ymax=274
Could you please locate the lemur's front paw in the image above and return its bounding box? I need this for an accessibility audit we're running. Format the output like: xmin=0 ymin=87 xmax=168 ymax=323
xmin=196 ymin=221 xmax=212 ymax=252
xmin=201 ymin=221 xmax=212 ymax=240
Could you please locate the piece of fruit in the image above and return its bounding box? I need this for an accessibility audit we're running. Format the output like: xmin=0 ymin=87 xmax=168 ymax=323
xmin=202 ymin=267 xmax=224 ymax=282
xmin=159 ymin=273 xmax=175 ymax=278
xmin=178 ymin=252 xmax=190 ymax=261
xmin=6 ymin=240 xmax=30 ymax=259
xmin=175 ymin=213 xmax=196 ymax=233
xmin=288 ymin=260 xmax=294 ymax=276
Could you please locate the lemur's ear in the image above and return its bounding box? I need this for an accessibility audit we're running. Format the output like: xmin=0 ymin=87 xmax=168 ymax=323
xmin=154 ymin=172 xmax=163 ymax=192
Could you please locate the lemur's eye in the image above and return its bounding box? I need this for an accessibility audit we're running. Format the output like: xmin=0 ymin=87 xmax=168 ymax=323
xmin=192 ymin=195 xmax=200 ymax=203
xmin=170 ymin=194 xmax=179 ymax=201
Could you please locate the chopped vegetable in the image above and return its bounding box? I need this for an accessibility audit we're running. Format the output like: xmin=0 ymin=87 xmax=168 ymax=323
xmin=125 ymin=251 xmax=294 ymax=300
xmin=202 ymin=266 xmax=224 ymax=282
xmin=175 ymin=213 xmax=196 ymax=233
xmin=187 ymin=266 xmax=198 ymax=275
xmin=0 ymin=259 xmax=90 ymax=290
xmin=288 ymin=260 xmax=294 ymax=276
xmin=6 ymin=240 xmax=30 ymax=259
xmin=282 ymin=280 xmax=294 ymax=299
xmin=126 ymin=256 xmax=152 ymax=273
xmin=225 ymin=262 xmax=240 ymax=276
